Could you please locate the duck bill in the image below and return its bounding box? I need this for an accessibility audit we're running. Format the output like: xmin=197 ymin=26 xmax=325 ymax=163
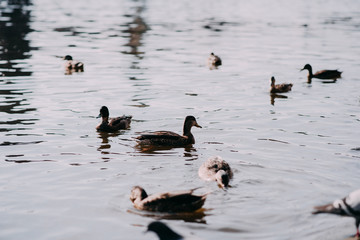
xmin=195 ymin=123 xmax=202 ymax=128
xmin=300 ymin=68 xmax=305 ymax=72
xmin=96 ymin=113 xmax=101 ymax=119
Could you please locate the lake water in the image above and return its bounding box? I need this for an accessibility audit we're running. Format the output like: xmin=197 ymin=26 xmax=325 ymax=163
xmin=1 ymin=0 xmax=360 ymax=239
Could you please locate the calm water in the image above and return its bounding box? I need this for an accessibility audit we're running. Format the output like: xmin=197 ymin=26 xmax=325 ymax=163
xmin=1 ymin=0 xmax=360 ymax=239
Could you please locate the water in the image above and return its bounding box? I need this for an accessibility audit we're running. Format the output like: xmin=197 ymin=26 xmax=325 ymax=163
xmin=1 ymin=0 xmax=360 ymax=239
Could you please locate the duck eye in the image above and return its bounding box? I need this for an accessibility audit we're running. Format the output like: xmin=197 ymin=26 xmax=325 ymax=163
xmin=213 ymin=164 xmax=218 ymax=169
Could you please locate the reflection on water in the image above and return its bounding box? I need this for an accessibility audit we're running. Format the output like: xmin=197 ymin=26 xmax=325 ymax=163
xmin=270 ymin=93 xmax=288 ymax=105
xmin=127 ymin=208 xmax=208 ymax=224
xmin=122 ymin=3 xmax=148 ymax=56
xmin=1 ymin=0 xmax=360 ymax=239
xmin=0 ymin=0 xmax=32 ymax=77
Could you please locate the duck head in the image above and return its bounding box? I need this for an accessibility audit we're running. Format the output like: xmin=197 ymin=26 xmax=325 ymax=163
xmin=270 ymin=76 xmax=276 ymax=86
xmin=183 ymin=115 xmax=202 ymax=136
xmin=301 ymin=64 xmax=312 ymax=72
xmin=130 ymin=186 xmax=148 ymax=203
xmin=147 ymin=221 xmax=183 ymax=240
xmin=63 ymin=55 xmax=73 ymax=61
xmin=185 ymin=116 xmax=202 ymax=128
xmin=98 ymin=106 xmax=109 ymax=119
xmin=215 ymin=170 xmax=230 ymax=188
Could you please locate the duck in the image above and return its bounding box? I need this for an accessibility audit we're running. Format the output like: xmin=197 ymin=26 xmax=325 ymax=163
xmin=136 ymin=116 xmax=202 ymax=147
xmin=207 ymin=52 xmax=222 ymax=68
xmin=301 ymin=64 xmax=342 ymax=80
xmin=312 ymin=189 xmax=360 ymax=238
xmin=130 ymin=186 xmax=207 ymax=213
xmin=146 ymin=221 xmax=183 ymax=240
xmin=269 ymin=76 xmax=293 ymax=94
xmin=198 ymin=156 xmax=233 ymax=188
xmin=96 ymin=106 xmax=132 ymax=132
xmin=63 ymin=55 xmax=84 ymax=72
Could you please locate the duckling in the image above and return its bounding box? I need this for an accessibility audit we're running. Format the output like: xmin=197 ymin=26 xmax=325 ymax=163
xmin=270 ymin=76 xmax=293 ymax=94
xmin=207 ymin=52 xmax=222 ymax=68
xmin=301 ymin=64 xmax=342 ymax=80
xmin=147 ymin=221 xmax=183 ymax=240
xmin=63 ymin=55 xmax=84 ymax=72
xmin=136 ymin=116 xmax=202 ymax=147
xmin=312 ymin=189 xmax=360 ymax=238
xmin=130 ymin=186 xmax=207 ymax=213
xmin=96 ymin=106 xmax=132 ymax=132
xmin=198 ymin=156 xmax=233 ymax=188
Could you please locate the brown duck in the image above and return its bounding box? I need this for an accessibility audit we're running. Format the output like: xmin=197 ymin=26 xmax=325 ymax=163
xmin=136 ymin=116 xmax=202 ymax=147
xmin=130 ymin=186 xmax=207 ymax=213
xmin=270 ymin=76 xmax=293 ymax=94
xmin=301 ymin=64 xmax=342 ymax=80
xmin=96 ymin=106 xmax=132 ymax=132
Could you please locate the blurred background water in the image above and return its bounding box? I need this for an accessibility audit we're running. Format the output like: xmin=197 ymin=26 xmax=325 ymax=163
xmin=1 ymin=0 xmax=360 ymax=239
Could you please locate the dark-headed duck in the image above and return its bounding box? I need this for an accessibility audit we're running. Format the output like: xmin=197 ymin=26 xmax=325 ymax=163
xmin=136 ymin=116 xmax=202 ymax=147
xmin=130 ymin=186 xmax=207 ymax=213
xmin=96 ymin=106 xmax=132 ymax=132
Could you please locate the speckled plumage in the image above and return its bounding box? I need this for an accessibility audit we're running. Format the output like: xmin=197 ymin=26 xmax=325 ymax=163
xmin=130 ymin=186 xmax=207 ymax=213
xmin=198 ymin=156 xmax=233 ymax=188
xmin=96 ymin=106 xmax=131 ymax=132
xmin=207 ymin=52 xmax=222 ymax=68
xmin=63 ymin=55 xmax=84 ymax=72
xmin=313 ymin=189 xmax=360 ymax=237
xmin=136 ymin=116 xmax=201 ymax=147
xmin=269 ymin=76 xmax=293 ymax=94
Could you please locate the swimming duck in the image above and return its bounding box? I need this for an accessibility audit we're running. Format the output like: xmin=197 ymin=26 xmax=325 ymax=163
xmin=63 ymin=55 xmax=84 ymax=72
xmin=301 ymin=64 xmax=342 ymax=80
xmin=270 ymin=76 xmax=293 ymax=94
xmin=313 ymin=189 xmax=360 ymax=238
xmin=130 ymin=186 xmax=207 ymax=213
xmin=147 ymin=221 xmax=183 ymax=240
xmin=136 ymin=116 xmax=202 ymax=147
xmin=207 ymin=52 xmax=222 ymax=67
xmin=96 ymin=106 xmax=132 ymax=132
xmin=198 ymin=156 xmax=233 ymax=188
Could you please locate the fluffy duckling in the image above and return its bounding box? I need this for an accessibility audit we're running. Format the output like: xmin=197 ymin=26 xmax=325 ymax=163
xmin=313 ymin=189 xmax=360 ymax=238
xmin=207 ymin=52 xmax=222 ymax=68
xmin=198 ymin=156 xmax=233 ymax=188
xmin=130 ymin=186 xmax=207 ymax=213
xmin=301 ymin=64 xmax=342 ymax=80
xmin=136 ymin=116 xmax=202 ymax=147
xmin=63 ymin=55 xmax=84 ymax=72
xmin=270 ymin=76 xmax=293 ymax=94
xmin=96 ymin=106 xmax=132 ymax=132
xmin=147 ymin=221 xmax=183 ymax=240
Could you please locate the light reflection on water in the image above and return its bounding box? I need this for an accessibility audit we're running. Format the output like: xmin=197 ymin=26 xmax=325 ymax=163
xmin=1 ymin=0 xmax=360 ymax=239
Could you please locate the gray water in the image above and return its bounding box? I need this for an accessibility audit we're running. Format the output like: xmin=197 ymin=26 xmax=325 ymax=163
xmin=1 ymin=0 xmax=360 ymax=239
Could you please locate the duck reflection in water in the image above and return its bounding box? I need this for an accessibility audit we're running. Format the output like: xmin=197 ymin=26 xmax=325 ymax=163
xmin=270 ymin=93 xmax=288 ymax=105
xmin=97 ymin=131 xmax=122 ymax=151
xmin=269 ymin=76 xmax=292 ymax=105
xmin=136 ymin=116 xmax=202 ymax=151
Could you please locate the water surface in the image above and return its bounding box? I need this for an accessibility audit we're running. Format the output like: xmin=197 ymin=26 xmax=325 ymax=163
xmin=1 ymin=0 xmax=360 ymax=239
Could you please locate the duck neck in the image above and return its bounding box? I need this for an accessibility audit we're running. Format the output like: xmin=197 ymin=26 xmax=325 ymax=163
xmin=102 ymin=116 xmax=109 ymax=123
xmin=307 ymin=67 xmax=313 ymax=77
xmin=183 ymin=122 xmax=193 ymax=137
